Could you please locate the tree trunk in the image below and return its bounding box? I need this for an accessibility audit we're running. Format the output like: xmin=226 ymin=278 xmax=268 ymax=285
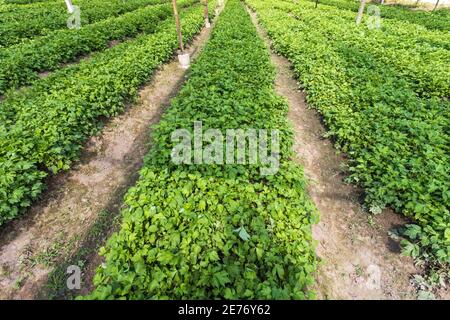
xmin=356 ymin=0 xmax=367 ymax=25
xmin=415 ymin=0 xmax=420 ymax=6
xmin=171 ymin=0 xmax=184 ymax=52
xmin=433 ymin=0 xmax=440 ymax=11
xmin=315 ymin=0 xmax=319 ymax=8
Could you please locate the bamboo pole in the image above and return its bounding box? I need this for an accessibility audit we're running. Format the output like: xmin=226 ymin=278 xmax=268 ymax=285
xmin=172 ymin=0 xmax=184 ymax=52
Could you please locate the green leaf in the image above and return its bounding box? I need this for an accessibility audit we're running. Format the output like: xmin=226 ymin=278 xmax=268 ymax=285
xmin=234 ymin=226 xmax=251 ymax=241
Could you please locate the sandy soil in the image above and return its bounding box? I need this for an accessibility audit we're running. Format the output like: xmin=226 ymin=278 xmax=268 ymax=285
xmin=247 ymin=7 xmax=424 ymax=300
xmin=0 ymin=12 xmax=220 ymax=299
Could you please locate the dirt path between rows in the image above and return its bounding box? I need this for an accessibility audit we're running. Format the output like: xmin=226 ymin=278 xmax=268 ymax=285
xmin=0 ymin=11 xmax=221 ymax=299
xmin=247 ymin=7 xmax=424 ymax=300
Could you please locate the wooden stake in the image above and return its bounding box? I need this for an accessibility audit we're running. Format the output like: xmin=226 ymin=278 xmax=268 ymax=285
xmin=433 ymin=0 xmax=440 ymax=11
xmin=65 ymin=0 xmax=74 ymax=13
xmin=172 ymin=0 xmax=184 ymax=52
xmin=204 ymin=0 xmax=210 ymax=22
xmin=356 ymin=0 xmax=366 ymax=25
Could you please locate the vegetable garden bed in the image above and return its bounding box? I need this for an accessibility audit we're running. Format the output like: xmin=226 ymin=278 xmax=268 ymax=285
xmin=246 ymin=0 xmax=449 ymax=274
xmin=84 ymin=0 xmax=318 ymax=299
xmin=0 ymin=0 xmax=169 ymax=47
xmin=0 ymin=0 xmax=198 ymax=94
xmin=0 ymin=1 xmax=217 ymax=225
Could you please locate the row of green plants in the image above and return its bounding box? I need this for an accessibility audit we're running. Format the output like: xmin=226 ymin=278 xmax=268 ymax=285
xmin=0 ymin=0 xmax=168 ymax=47
xmin=276 ymin=0 xmax=450 ymax=98
xmin=298 ymin=0 xmax=450 ymax=51
xmin=0 ymin=0 xmax=162 ymax=21
xmin=247 ymin=0 xmax=449 ymax=275
xmin=0 ymin=0 xmax=61 ymax=11
xmin=0 ymin=0 xmax=196 ymax=95
xmin=0 ymin=1 xmax=11 ymax=12
xmin=4 ymin=0 xmax=57 ymax=4
xmin=307 ymin=0 xmax=450 ymax=31
xmin=84 ymin=0 xmax=317 ymax=299
xmin=0 ymin=0 xmax=9 ymax=10
xmin=0 ymin=0 xmax=167 ymax=21
xmin=302 ymin=0 xmax=450 ymax=51
xmin=0 ymin=3 xmax=215 ymax=225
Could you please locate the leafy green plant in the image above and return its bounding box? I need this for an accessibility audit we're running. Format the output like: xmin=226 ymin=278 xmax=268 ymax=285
xmin=304 ymin=0 xmax=450 ymax=32
xmin=0 ymin=0 xmax=169 ymax=47
xmin=83 ymin=0 xmax=317 ymax=300
xmin=0 ymin=3 xmax=215 ymax=225
xmin=5 ymin=0 xmax=59 ymax=4
xmin=246 ymin=0 xmax=449 ymax=275
xmin=265 ymin=0 xmax=450 ymax=98
xmin=0 ymin=0 xmax=197 ymax=94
